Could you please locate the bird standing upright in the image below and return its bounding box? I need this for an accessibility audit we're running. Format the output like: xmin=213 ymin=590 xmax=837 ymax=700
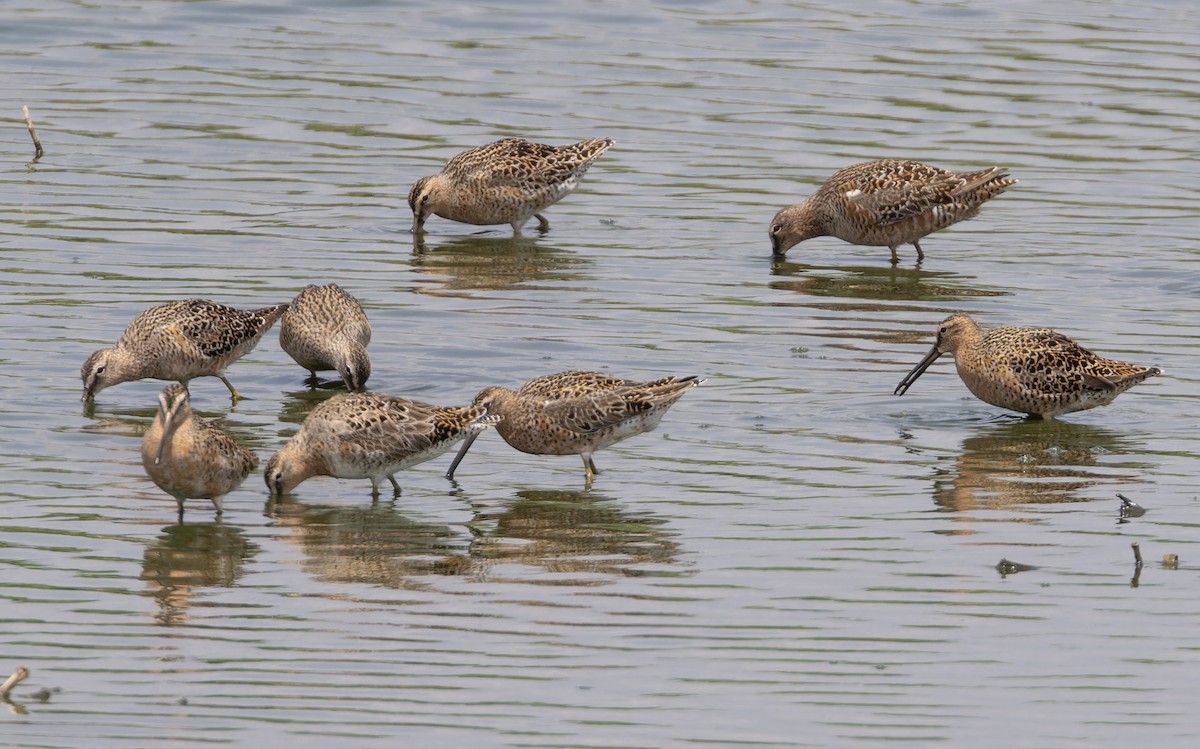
xmin=894 ymin=313 xmax=1161 ymax=419
xmin=142 ymin=383 xmax=259 ymax=520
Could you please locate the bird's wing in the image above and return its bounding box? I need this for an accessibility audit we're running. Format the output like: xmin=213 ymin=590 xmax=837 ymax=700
xmin=995 ymin=329 xmax=1109 ymax=395
xmin=175 ymin=301 xmax=271 ymax=358
xmin=541 ymin=387 xmax=656 ymax=436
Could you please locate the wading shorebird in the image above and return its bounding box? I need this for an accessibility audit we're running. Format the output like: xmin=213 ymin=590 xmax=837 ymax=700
xmin=278 ymin=283 xmax=372 ymax=390
xmin=769 ymin=159 xmax=1016 ymax=263
xmin=142 ymin=383 xmax=259 ymax=519
xmin=894 ymin=313 xmax=1162 ymax=419
xmin=446 ymin=371 xmax=703 ymax=482
xmin=264 ymin=392 xmax=498 ymax=498
xmin=408 ymin=137 xmax=614 ymax=235
xmin=82 ymin=299 xmax=288 ymax=403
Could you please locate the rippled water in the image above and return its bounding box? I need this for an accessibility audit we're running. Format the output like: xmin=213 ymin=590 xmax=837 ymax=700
xmin=3 ymin=1 xmax=1199 ymax=746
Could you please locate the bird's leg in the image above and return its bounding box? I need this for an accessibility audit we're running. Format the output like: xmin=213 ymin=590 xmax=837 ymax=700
xmin=913 ymin=239 xmax=925 ymax=261
xmin=583 ymin=455 xmax=599 ymax=483
xmin=511 ymin=220 xmax=525 ymax=236
xmin=369 ymin=478 xmax=381 ymax=499
xmin=176 ymin=499 xmax=185 ymax=525
xmin=389 ymin=475 xmax=402 ymax=497
xmin=889 ymin=245 xmax=900 ymax=264
xmin=217 ymin=374 xmax=242 ymax=402
xmin=210 ymin=496 xmax=224 ymax=516
xmin=535 ymin=213 xmax=550 ymax=233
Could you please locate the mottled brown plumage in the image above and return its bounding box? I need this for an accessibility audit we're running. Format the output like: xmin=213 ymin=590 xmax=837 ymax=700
xmin=264 ymin=392 xmax=498 ymax=497
xmin=894 ymin=313 xmax=1162 ymax=419
xmin=142 ymin=384 xmax=259 ymax=518
xmin=769 ymin=159 xmax=1016 ymax=262
xmin=82 ymin=299 xmax=287 ymax=402
xmin=408 ymin=137 xmax=614 ymax=235
xmin=447 ymin=371 xmax=703 ymax=482
xmin=279 ymin=284 xmax=372 ymax=390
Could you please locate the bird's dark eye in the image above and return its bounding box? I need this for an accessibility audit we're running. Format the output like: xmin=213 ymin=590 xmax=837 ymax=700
xmin=771 ymin=224 xmax=783 ymax=235
xmin=939 ymin=326 xmax=948 ymax=334
xmin=96 ymin=365 xmax=106 ymax=375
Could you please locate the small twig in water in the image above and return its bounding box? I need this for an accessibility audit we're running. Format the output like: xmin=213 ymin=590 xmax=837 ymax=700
xmin=22 ymin=106 xmax=44 ymax=160
xmin=0 ymin=666 xmax=29 ymax=700
xmin=1131 ymin=542 xmax=1143 ymax=566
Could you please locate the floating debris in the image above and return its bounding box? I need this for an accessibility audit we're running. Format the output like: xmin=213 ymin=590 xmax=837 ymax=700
xmin=996 ymin=558 xmax=1038 ymax=576
xmin=0 ymin=666 xmax=28 ymax=699
xmin=1162 ymin=554 xmax=1180 ymax=570
xmin=22 ymin=105 xmax=43 ymax=160
xmin=1118 ymin=493 xmax=1146 ymax=518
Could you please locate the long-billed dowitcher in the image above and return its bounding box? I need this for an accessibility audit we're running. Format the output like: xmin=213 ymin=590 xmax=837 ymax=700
xmin=82 ymin=299 xmax=288 ymax=403
xmin=142 ymin=384 xmax=259 ymax=518
xmin=894 ymin=313 xmax=1162 ymax=419
xmin=408 ymin=137 xmax=614 ymax=235
xmin=769 ymin=159 xmax=1016 ymax=262
xmin=278 ymin=284 xmax=372 ymax=390
xmin=264 ymin=392 xmax=499 ymax=498
xmin=447 ymin=371 xmax=703 ymax=482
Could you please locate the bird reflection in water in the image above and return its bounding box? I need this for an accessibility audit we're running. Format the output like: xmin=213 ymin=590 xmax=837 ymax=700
xmin=930 ymin=419 xmax=1147 ymax=517
xmin=79 ymin=401 xmax=156 ymax=438
xmin=410 ymin=233 xmax=590 ymax=295
xmin=466 ymin=489 xmax=683 ymax=581
xmin=267 ymin=489 xmax=683 ymax=590
xmin=768 ymin=259 xmax=1007 ymax=305
xmin=267 ymin=495 xmax=468 ymax=589
xmin=142 ymin=522 xmax=258 ymax=626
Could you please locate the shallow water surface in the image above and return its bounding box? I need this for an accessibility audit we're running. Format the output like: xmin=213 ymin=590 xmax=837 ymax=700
xmin=2 ymin=1 xmax=1199 ymax=746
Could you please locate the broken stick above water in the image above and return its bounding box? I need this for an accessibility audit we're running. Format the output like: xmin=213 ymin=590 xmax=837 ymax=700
xmin=22 ymin=105 xmax=44 ymax=160
xmin=0 ymin=666 xmax=28 ymax=700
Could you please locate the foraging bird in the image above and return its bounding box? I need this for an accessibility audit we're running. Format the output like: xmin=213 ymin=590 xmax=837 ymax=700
xmin=894 ymin=313 xmax=1162 ymax=419
xmin=264 ymin=392 xmax=498 ymax=498
xmin=278 ymin=284 xmax=372 ymax=390
xmin=408 ymin=137 xmax=614 ymax=235
xmin=769 ymin=159 xmax=1015 ymax=262
xmin=447 ymin=371 xmax=703 ymax=482
xmin=142 ymin=383 xmax=259 ymax=519
xmin=82 ymin=299 xmax=288 ymax=403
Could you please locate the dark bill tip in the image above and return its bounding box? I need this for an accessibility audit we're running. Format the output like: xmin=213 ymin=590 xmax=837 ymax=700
xmin=894 ymin=346 xmax=944 ymax=397
xmin=445 ymin=430 xmax=481 ymax=480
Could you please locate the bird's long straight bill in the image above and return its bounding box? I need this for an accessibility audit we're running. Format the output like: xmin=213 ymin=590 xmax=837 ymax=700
xmin=894 ymin=345 xmax=944 ymax=396
xmin=154 ymin=409 xmax=177 ymax=465
xmin=445 ymin=429 xmax=481 ymax=480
